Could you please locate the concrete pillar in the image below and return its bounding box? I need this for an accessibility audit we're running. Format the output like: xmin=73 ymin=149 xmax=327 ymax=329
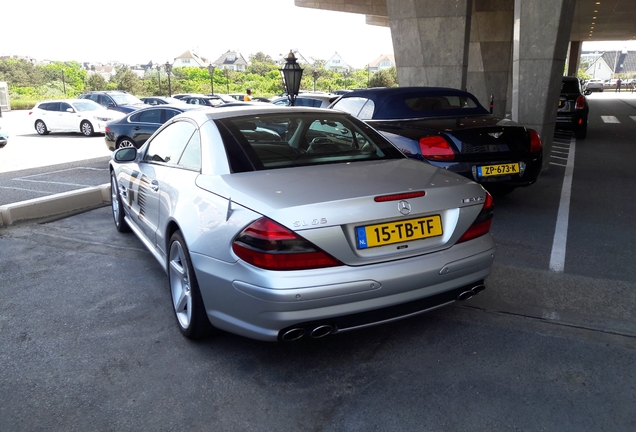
xmin=511 ymin=0 xmax=576 ymax=169
xmin=466 ymin=0 xmax=514 ymax=117
xmin=567 ymin=40 xmax=582 ymax=76
xmin=385 ymin=0 xmax=473 ymax=89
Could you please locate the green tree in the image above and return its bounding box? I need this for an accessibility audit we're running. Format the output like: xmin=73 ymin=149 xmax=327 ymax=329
xmin=247 ymin=52 xmax=278 ymax=76
xmin=369 ymin=67 xmax=398 ymax=88
xmin=86 ymin=73 xmax=107 ymax=91
xmin=0 ymin=58 xmax=45 ymax=87
xmin=112 ymin=66 xmax=143 ymax=94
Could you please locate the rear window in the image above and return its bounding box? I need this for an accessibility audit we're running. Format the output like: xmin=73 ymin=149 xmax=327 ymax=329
xmin=216 ymin=113 xmax=404 ymax=171
xmin=561 ymin=79 xmax=581 ymax=93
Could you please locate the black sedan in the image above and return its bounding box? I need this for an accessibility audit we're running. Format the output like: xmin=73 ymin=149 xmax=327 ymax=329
xmin=330 ymin=87 xmax=543 ymax=196
xmin=140 ymin=96 xmax=188 ymax=106
xmin=104 ymin=104 xmax=204 ymax=151
xmin=556 ymin=76 xmax=589 ymax=139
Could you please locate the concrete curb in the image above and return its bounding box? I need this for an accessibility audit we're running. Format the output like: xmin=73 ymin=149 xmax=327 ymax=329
xmin=0 ymin=183 xmax=111 ymax=227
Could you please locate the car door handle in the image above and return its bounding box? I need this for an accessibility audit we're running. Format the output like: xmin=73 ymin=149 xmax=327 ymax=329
xmin=150 ymin=180 xmax=159 ymax=192
xmin=134 ymin=127 xmax=140 ymax=130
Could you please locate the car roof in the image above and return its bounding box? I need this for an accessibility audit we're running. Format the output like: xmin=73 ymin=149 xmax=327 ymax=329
xmin=180 ymin=105 xmax=341 ymax=123
xmin=335 ymin=86 xmax=489 ymax=119
xmin=130 ymin=104 xmax=205 ymax=113
xmin=37 ymin=99 xmax=99 ymax=104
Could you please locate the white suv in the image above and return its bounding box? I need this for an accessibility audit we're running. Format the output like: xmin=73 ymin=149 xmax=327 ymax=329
xmin=29 ymin=99 xmax=124 ymax=136
xmin=585 ymin=79 xmax=604 ymax=92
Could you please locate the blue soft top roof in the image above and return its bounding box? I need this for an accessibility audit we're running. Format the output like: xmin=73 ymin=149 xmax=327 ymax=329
xmin=340 ymin=86 xmax=489 ymax=119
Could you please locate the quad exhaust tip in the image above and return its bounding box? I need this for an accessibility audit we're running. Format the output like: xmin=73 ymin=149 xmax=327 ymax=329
xmin=457 ymin=284 xmax=486 ymax=301
xmin=281 ymin=324 xmax=335 ymax=342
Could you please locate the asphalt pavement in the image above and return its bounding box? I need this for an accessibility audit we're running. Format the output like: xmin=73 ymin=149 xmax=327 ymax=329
xmin=1 ymin=94 xmax=635 ymax=430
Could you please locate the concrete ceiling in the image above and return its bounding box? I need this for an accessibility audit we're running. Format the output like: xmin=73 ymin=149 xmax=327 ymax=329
xmin=571 ymin=0 xmax=636 ymax=42
xmin=295 ymin=0 xmax=636 ymax=44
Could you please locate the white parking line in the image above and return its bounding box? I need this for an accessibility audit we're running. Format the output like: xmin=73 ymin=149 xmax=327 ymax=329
xmin=550 ymin=137 xmax=576 ymax=272
xmin=601 ymin=116 xmax=620 ymax=123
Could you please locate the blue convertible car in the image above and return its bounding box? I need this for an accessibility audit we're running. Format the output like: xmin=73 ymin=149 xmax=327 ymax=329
xmin=330 ymin=87 xmax=543 ymax=196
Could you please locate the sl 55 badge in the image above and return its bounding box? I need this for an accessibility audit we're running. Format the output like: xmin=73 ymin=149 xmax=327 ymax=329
xmin=293 ymin=218 xmax=327 ymax=227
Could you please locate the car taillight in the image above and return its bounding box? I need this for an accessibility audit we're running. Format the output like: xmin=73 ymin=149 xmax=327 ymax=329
xmin=575 ymin=96 xmax=586 ymax=110
xmin=528 ymin=129 xmax=542 ymax=154
xmin=457 ymin=191 xmax=494 ymax=244
xmin=232 ymin=217 xmax=343 ymax=271
xmin=419 ymin=136 xmax=455 ymax=161
xmin=105 ymin=126 xmax=110 ymax=133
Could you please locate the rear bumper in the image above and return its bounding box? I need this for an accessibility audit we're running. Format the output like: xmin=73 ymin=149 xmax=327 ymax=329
xmin=428 ymin=153 xmax=543 ymax=188
xmin=191 ymin=236 xmax=496 ymax=341
xmin=556 ymin=113 xmax=587 ymax=132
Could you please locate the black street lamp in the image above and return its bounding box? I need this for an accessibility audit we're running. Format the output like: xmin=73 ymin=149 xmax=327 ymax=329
xmin=207 ymin=63 xmax=216 ymax=95
xmin=225 ymin=68 xmax=230 ymax=93
xmin=156 ymin=64 xmax=162 ymax=95
xmin=312 ymin=70 xmax=317 ymax=92
xmin=279 ymin=51 xmax=304 ymax=106
xmin=165 ymin=61 xmax=173 ymax=97
xmin=343 ymin=69 xmax=350 ymax=90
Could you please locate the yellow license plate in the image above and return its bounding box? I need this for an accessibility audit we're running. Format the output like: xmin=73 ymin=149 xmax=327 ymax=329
xmin=356 ymin=215 xmax=443 ymax=249
xmin=477 ymin=163 xmax=520 ymax=177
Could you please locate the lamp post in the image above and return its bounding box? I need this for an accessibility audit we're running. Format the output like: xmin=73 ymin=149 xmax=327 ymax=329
xmin=156 ymin=64 xmax=162 ymax=95
xmin=312 ymin=70 xmax=317 ymax=92
xmin=165 ymin=61 xmax=173 ymax=97
xmin=343 ymin=69 xmax=350 ymax=90
xmin=61 ymin=69 xmax=66 ymax=96
xmin=207 ymin=63 xmax=216 ymax=95
xmin=279 ymin=51 xmax=304 ymax=106
xmin=225 ymin=68 xmax=230 ymax=94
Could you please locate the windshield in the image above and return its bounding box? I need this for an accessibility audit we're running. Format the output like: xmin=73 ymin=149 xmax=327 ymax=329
xmin=217 ymin=113 xmax=405 ymax=171
xmin=111 ymin=93 xmax=143 ymax=105
xmin=72 ymin=100 xmax=103 ymax=112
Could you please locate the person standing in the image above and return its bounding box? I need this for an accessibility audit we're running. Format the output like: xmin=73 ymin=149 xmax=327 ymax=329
xmin=244 ymin=88 xmax=252 ymax=102
xmin=616 ymin=78 xmax=622 ymax=92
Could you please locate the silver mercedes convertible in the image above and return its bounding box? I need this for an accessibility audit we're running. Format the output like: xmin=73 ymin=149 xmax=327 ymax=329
xmin=109 ymin=105 xmax=496 ymax=342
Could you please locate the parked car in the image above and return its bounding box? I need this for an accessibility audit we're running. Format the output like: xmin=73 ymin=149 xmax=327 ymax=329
xmin=29 ymin=99 xmax=124 ymax=136
xmin=271 ymin=93 xmax=340 ymax=108
xmin=0 ymin=118 xmax=8 ymax=148
xmin=104 ymin=104 xmax=204 ymax=151
xmin=206 ymin=94 xmax=237 ymax=104
xmin=79 ymin=91 xmax=145 ymax=113
xmin=329 ymin=87 xmax=543 ymax=196
xmin=141 ymin=96 xmax=188 ymax=106
xmin=584 ymin=79 xmax=604 ymax=92
xmin=109 ymin=105 xmax=496 ymax=341
xmin=179 ymin=94 xmax=224 ymax=107
xmin=556 ymin=76 xmax=589 ymax=139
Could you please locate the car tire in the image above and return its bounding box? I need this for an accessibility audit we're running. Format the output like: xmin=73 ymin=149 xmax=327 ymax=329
xmin=110 ymin=172 xmax=130 ymax=233
xmin=168 ymin=230 xmax=215 ymax=339
xmin=35 ymin=120 xmax=49 ymax=135
xmin=80 ymin=121 xmax=94 ymax=137
xmin=575 ymin=121 xmax=587 ymax=140
xmin=116 ymin=137 xmax=136 ymax=149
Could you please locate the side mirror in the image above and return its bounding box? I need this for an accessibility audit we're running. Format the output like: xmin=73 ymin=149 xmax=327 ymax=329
xmin=66 ymin=108 xmax=75 ymax=113
xmin=112 ymin=147 xmax=138 ymax=162
xmin=584 ymin=89 xmax=592 ymax=96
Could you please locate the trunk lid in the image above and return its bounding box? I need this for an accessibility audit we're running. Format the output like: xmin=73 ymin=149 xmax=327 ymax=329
xmin=370 ymin=115 xmax=531 ymax=161
xmin=196 ymin=159 xmax=488 ymax=264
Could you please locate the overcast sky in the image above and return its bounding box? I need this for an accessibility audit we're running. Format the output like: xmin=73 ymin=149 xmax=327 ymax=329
xmin=3 ymin=1 xmax=633 ymax=69
xmin=2 ymin=0 xmax=394 ymax=68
